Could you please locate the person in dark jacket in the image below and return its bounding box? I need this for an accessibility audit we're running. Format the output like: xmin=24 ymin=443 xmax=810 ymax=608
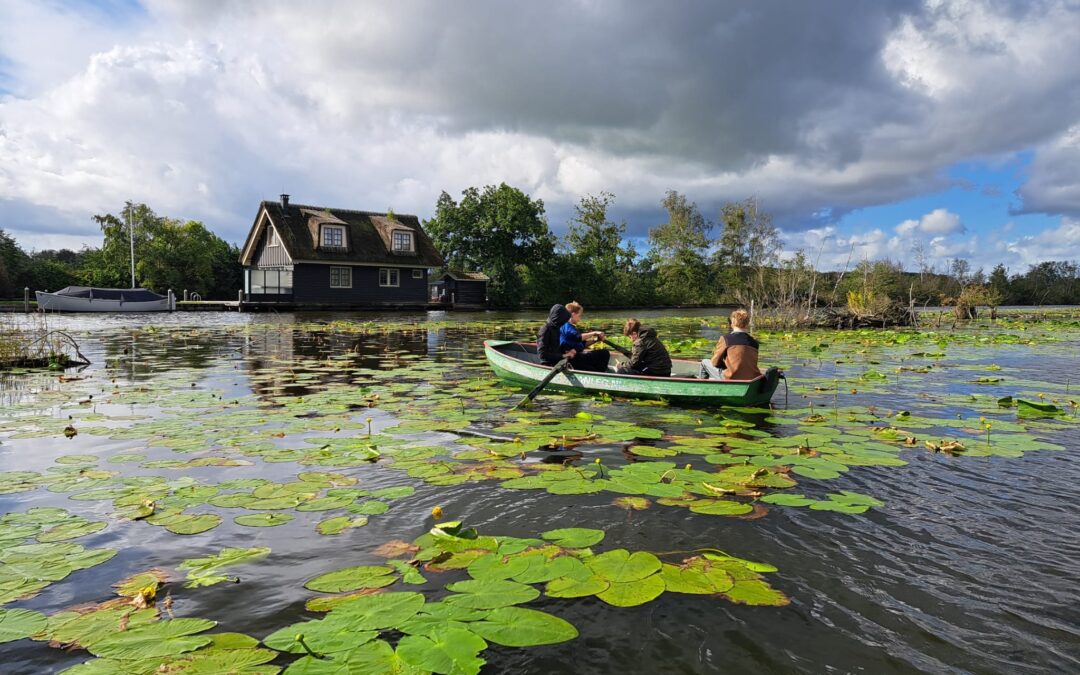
xmin=537 ymin=304 xmax=575 ymax=365
xmin=616 ymin=318 xmax=672 ymax=377
xmin=558 ymin=302 xmax=610 ymax=372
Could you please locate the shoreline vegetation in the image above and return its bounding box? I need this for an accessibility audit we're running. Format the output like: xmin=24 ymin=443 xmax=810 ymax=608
xmin=0 ymin=315 xmax=89 ymax=370
xmin=1 ymin=188 xmax=1078 ymax=324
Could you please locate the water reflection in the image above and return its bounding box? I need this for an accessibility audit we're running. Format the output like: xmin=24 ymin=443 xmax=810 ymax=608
xmin=0 ymin=313 xmax=1076 ymax=674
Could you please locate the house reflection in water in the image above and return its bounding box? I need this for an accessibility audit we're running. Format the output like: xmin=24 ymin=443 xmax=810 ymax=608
xmin=241 ymin=318 xmax=436 ymax=400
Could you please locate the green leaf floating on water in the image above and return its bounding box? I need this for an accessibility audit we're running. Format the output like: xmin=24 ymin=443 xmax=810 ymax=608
xmin=539 ymin=527 xmax=604 ymax=549
xmin=178 ymin=547 xmax=270 ymax=588
xmin=388 ymin=559 xmax=427 ymax=585
xmin=444 ymin=578 xmax=541 ymax=609
xmin=544 ymin=573 xmax=610 ymax=598
xmin=722 ymin=579 xmax=790 ymax=606
xmin=597 ymin=575 xmax=667 ymax=607
xmin=469 ymin=606 xmax=578 ymax=647
xmin=688 ymin=499 xmax=753 ymax=515
xmin=0 ymin=608 xmax=47 ymax=643
xmin=316 ymin=516 xmax=369 ymax=536
xmin=162 ymin=513 xmax=222 ymax=535
xmin=396 ymin=626 xmax=488 ymax=675
xmin=586 ymin=549 xmax=662 ymax=583
xmin=658 ymin=564 xmax=733 ymax=595
xmin=55 ymin=454 xmax=98 ymax=465
xmin=263 ymin=616 xmax=378 ymax=655
xmin=88 ymin=617 xmax=217 ymax=659
xmin=330 ymin=592 xmax=426 ymax=630
xmin=305 ymin=565 xmax=396 ymax=593
xmin=234 ymin=513 xmax=294 ymax=527
xmin=1016 ymin=399 xmax=1063 ymax=417
xmin=284 ymin=639 xmax=413 ymax=675
xmin=349 ymin=500 xmax=390 ymax=516
xmin=37 ymin=518 xmax=107 ymax=543
xmin=759 ymin=493 xmax=816 ymax=507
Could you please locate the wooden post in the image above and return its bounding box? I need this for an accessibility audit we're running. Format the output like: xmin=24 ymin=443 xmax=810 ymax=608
xmin=238 ymin=289 xmax=244 ymax=312
xmin=183 ymin=289 xmax=188 ymax=301
xmin=168 ymin=289 xmax=174 ymax=311
xmin=24 ymin=287 xmax=29 ymax=313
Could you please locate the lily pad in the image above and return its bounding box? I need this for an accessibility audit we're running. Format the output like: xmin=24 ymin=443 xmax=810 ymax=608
xmin=444 ymin=578 xmax=540 ymax=609
xmin=331 ymin=591 xmax=426 ymax=630
xmin=722 ymin=579 xmax=790 ymax=606
xmin=596 ymin=575 xmax=666 ymax=607
xmin=469 ymin=606 xmax=578 ymax=647
xmin=396 ymin=627 xmax=487 ymax=675
xmin=0 ymin=608 xmax=47 ymax=643
xmin=88 ymin=617 xmax=217 ymax=659
xmin=305 ymin=565 xmax=396 ymax=593
xmin=235 ymin=513 xmax=294 ymax=527
xmin=586 ymin=549 xmax=662 ymax=583
xmin=163 ymin=513 xmax=223 ymax=535
xmin=178 ymin=547 xmax=270 ymax=588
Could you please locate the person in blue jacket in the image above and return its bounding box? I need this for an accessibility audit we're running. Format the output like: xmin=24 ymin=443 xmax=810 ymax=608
xmin=559 ymin=301 xmax=610 ymax=372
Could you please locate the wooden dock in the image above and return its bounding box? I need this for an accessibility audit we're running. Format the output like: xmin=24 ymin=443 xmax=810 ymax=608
xmin=3 ymin=300 xmax=472 ymax=313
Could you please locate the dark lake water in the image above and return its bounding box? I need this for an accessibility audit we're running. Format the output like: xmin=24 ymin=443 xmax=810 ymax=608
xmin=1 ymin=310 xmax=1077 ymax=674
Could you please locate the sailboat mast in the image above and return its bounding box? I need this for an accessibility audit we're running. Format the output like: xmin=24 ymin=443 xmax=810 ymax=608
xmin=128 ymin=204 xmax=136 ymax=289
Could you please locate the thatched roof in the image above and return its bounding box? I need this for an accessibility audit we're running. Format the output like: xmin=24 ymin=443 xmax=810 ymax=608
xmin=240 ymin=201 xmax=444 ymax=267
xmin=443 ymin=270 xmax=490 ymax=282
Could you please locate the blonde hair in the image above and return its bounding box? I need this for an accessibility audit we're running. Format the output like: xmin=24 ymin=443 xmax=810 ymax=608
xmin=566 ymin=301 xmax=583 ymax=315
xmin=623 ymin=318 xmax=641 ymax=337
xmin=730 ymin=309 xmax=750 ymax=329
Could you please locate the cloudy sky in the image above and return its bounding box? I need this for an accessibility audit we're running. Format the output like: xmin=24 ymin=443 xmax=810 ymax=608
xmin=1 ymin=0 xmax=1079 ymax=272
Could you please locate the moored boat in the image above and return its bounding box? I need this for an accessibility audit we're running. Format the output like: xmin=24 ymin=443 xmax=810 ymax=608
xmin=484 ymin=340 xmax=782 ymax=406
xmin=36 ymin=286 xmax=175 ymax=313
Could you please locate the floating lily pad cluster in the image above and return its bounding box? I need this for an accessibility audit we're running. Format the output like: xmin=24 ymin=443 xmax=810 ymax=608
xmin=267 ymin=521 xmax=785 ymax=674
xmin=0 ymin=507 xmax=114 ymax=605
xmin=0 ymin=570 xmax=280 ymax=674
xmin=0 ymin=312 xmax=1076 ymax=672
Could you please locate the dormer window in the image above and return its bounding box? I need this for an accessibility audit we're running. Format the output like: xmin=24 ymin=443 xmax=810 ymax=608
xmin=322 ymin=225 xmax=345 ymax=248
xmin=392 ymin=230 xmax=414 ymax=253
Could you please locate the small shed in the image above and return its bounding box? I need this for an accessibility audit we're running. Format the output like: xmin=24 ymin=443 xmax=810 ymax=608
xmin=430 ymin=271 xmax=489 ymax=308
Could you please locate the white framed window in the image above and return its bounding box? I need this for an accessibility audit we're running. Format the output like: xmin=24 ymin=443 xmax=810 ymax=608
xmin=267 ymin=228 xmax=280 ymax=247
xmin=379 ymin=268 xmax=400 ymax=287
xmin=392 ymin=230 xmax=414 ymax=253
xmin=330 ymin=266 xmax=352 ymax=288
xmin=412 ymin=269 xmax=423 ymax=279
xmin=322 ymin=225 xmax=345 ymax=248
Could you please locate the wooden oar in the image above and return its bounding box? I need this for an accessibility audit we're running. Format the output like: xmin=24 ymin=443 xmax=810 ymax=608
xmin=598 ymin=338 xmax=631 ymax=358
xmin=512 ymin=356 xmax=572 ymax=409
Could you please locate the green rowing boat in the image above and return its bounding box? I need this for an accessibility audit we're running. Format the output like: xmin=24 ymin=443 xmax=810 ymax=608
xmin=484 ymin=340 xmax=783 ymax=406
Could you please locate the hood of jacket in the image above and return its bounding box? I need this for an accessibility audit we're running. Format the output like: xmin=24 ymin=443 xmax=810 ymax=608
xmin=638 ymin=327 xmax=658 ymax=341
xmin=547 ymin=304 xmax=571 ymax=327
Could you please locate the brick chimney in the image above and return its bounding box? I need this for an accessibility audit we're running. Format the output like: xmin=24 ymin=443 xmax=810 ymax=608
xmin=280 ymin=194 xmax=290 ymax=208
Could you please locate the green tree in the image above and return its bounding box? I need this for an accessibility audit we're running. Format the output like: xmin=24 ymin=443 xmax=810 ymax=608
xmin=23 ymin=257 xmax=80 ymax=293
xmin=0 ymin=229 xmax=30 ymax=298
xmin=988 ymin=263 xmax=1011 ymax=304
xmin=561 ymin=192 xmax=638 ymax=306
xmin=714 ymin=197 xmax=782 ymax=305
xmin=647 ymin=190 xmax=711 ymax=304
xmin=424 ymin=184 xmax=554 ymax=307
xmin=83 ymin=202 xmax=240 ymax=298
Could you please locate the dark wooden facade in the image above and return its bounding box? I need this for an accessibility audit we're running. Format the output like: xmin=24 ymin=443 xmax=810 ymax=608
xmin=239 ymin=195 xmax=443 ymax=308
xmin=431 ymin=271 xmax=489 ymax=308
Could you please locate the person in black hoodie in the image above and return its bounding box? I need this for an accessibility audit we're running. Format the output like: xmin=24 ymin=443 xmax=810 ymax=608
xmin=536 ymin=304 xmax=575 ymax=365
xmin=615 ymin=318 xmax=672 ymax=377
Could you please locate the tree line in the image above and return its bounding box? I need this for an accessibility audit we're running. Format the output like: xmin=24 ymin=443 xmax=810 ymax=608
xmin=423 ymin=183 xmax=1080 ymax=312
xmin=0 ymin=203 xmax=240 ymax=300
xmin=2 ymin=189 xmax=1077 ymax=311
